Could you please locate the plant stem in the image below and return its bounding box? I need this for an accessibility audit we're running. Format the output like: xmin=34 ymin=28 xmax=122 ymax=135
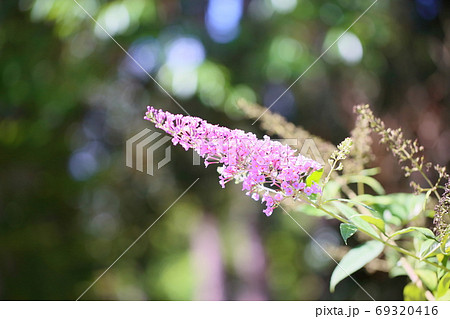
xmin=319 ymin=162 xmax=338 ymax=206
xmin=311 ymin=203 xmax=450 ymax=272
xmin=399 ymin=257 xmax=435 ymax=301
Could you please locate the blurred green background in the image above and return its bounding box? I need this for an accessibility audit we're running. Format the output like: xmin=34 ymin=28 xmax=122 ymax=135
xmin=0 ymin=0 xmax=449 ymax=300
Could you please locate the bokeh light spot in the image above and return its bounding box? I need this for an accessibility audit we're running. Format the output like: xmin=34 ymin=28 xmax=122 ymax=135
xmin=95 ymin=3 xmax=130 ymax=38
xmin=69 ymin=149 xmax=98 ymax=181
xmin=337 ymin=32 xmax=363 ymax=64
xmin=122 ymin=38 xmax=161 ymax=79
xmin=172 ymin=69 xmax=198 ymax=99
xmin=205 ymin=0 xmax=243 ymax=43
xmin=270 ymin=0 xmax=297 ymax=14
xmin=198 ymin=62 xmax=227 ymax=108
xmin=166 ymin=37 xmax=205 ymax=71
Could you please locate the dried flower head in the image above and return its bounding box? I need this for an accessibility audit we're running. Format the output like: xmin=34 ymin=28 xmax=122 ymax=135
xmin=434 ymin=178 xmax=450 ymax=238
xmin=345 ymin=108 xmax=374 ymax=174
xmin=321 ymin=137 xmax=353 ymax=187
xmin=354 ymin=104 xmax=447 ymax=195
xmin=144 ymin=107 xmax=323 ymax=216
xmin=329 ymin=137 xmax=353 ymax=171
xmin=354 ymin=105 xmax=426 ymax=176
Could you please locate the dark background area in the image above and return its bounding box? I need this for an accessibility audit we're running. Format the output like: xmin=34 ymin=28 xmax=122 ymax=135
xmin=0 ymin=0 xmax=449 ymax=300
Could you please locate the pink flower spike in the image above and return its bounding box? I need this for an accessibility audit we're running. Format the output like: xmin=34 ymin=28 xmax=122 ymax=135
xmin=144 ymin=107 xmax=323 ymax=216
xmin=304 ymin=187 xmax=313 ymax=196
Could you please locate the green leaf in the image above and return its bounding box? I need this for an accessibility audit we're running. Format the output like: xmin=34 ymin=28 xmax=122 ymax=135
xmin=346 ymin=175 xmax=385 ymax=195
xmin=416 ymin=269 xmax=438 ymax=291
xmin=389 ymin=227 xmax=436 ymax=240
xmin=352 ymin=194 xmax=391 ymax=205
xmin=389 ymin=266 xmax=407 ymax=278
xmin=351 ymin=214 xmax=385 ymax=233
xmin=436 ymin=253 xmax=447 ymax=265
xmin=340 ymin=223 xmax=358 ymax=245
xmin=436 ymin=273 xmax=450 ymax=300
xmin=330 ymin=240 xmax=384 ymax=292
xmin=440 ymin=231 xmax=450 ymax=255
xmin=297 ymin=204 xmax=329 ymax=217
xmin=333 ymin=202 xmax=379 ymax=238
xmin=364 ymin=193 xmax=427 ymax=226
xmin=360 ymin=167 xmax=380 ymax=176
xmin=386 ymin=249 xmax=406 ymax=278
xmin=321 ymin=180 xmax=341 ymax=200
xmin=403 ymin=283 xmax=427 ymax=301
xmin=436 ymin=290 xmax=450 ymax=301
xmin=306 ymin=168 xmax=323 ymax=187
xmin=419 ymin=239 xmax=440 ymax=260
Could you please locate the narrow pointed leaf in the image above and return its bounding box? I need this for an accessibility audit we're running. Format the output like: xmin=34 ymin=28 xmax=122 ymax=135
xmin=340 ymin=223 xmax=358 ymax=245
xmin=333 ymin=202 xmax=379 ymax=238
xmin=351 ymin=214 xmax=385 ymax=233
xmin=297 ymin=204 xmax=329 ymax=217
xmin=346 ymin=176 xmax=385 ymax=195
xmin=325 ymin=198 xmax=377 ymax=213
xmin=389 ymin=227 xmax=436 ymax=240
xmin=360 ymin=168 xmax=380 ymax=176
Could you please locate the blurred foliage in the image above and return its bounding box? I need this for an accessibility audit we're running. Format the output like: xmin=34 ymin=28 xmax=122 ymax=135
xmin=0 ymin=0 xmax=449 ymax=300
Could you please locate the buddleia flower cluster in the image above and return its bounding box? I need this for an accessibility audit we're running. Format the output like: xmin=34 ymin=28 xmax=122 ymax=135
xmin=144 ymin=107 xmax=323 ymax=216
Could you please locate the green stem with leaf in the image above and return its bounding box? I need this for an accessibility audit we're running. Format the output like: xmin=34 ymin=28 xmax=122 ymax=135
xmin=304 ymin=200 xmax=449 ymax=272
